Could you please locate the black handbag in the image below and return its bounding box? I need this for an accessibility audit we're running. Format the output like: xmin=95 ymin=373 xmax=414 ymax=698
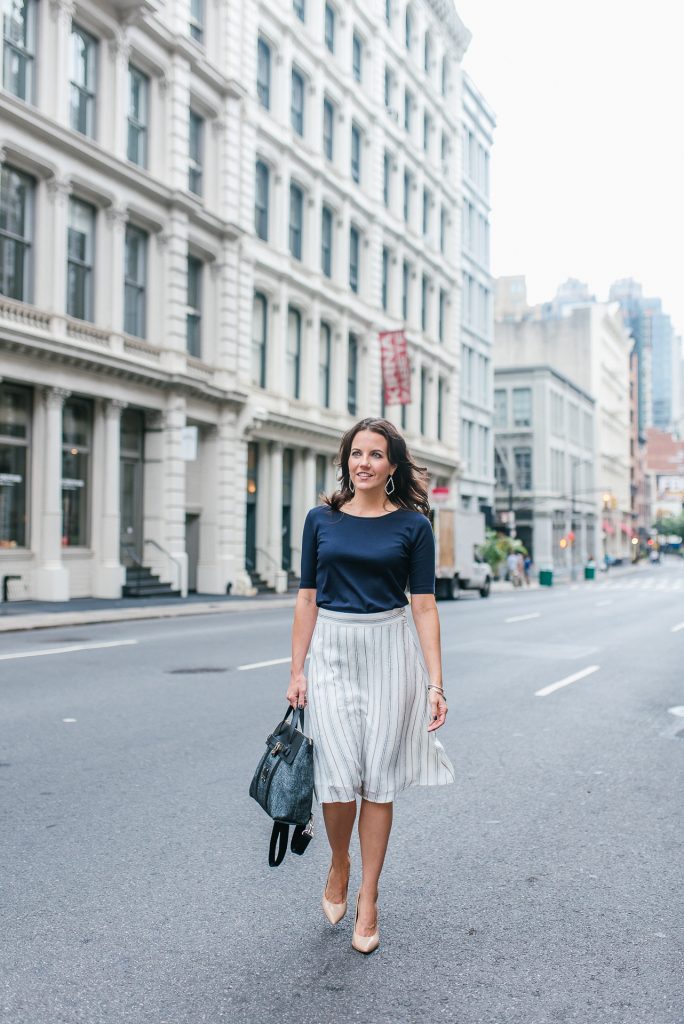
xmin=249 ymin=706 xmax=315 ymax=867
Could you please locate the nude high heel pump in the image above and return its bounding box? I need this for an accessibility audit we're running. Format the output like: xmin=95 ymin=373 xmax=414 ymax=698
xmin=321 ymin=858 xmax=350 ymax=926
xmin=351 ymin=891 xmax=380 ymax=954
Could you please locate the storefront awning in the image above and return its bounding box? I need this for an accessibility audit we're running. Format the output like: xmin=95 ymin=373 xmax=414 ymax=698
xmin=602 ymin=519 xmax=615 ymax=535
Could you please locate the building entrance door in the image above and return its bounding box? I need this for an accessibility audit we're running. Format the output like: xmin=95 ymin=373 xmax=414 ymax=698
xmin=185 ymin=513 xmax=200 ymax=592
xmin=245 ymin=442 xmax=258 ymax=572
xmin=120 ymin=410 xmax=145 ymax=565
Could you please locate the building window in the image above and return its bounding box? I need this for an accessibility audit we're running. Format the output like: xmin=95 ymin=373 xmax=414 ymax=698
xmin=319 ymin=321 xmax=331 ymax=408
xmin=512 ymin=387 xmax=532 ymax=427
xmin=257 ymin=37 xmax=271 ymax=110
xmin=441 ymin=55 xmax=448 ymax=96
xmin=424 ymin=31 xmax=431 ymax=73
xmin=382 ymin=246 xmax=389 ymax=311
xmin=347 ymin=333 xmax=358 ymax=414
xmin=440 ymin=206 xmax=447 ymax=254
xmin=187 ymin=255 xmax=202 ymax=357
xmin=0 ymin=165 xmax=33 ymax=302
xmin=494 ymin=449 xmax=508 ymax=488
xmin=404 ymin=88 xmax=412 ymax=132
xmin=293 ymin=0 xmax=305 ymax=21
xmin=123 ymin=224 xmax=147 ymax=339
xmin=254 ymin=160 xmax=269 ymax=241
xmin=384 ymin=65 xmax=391 ymax=108
xmin=438 ymin=288 xmax=446 ymax=343
xmin=323 ymin=97 xmax=334 ymax=160
xmin=188 ymin=109 xmax=203 ymax=195
xmin=70 ymin=24 xmax=97 ymax=137
xmin=251 ymin=291 xmax=267 ymax=387
xmin=419 ymin=274 xmax=430 ymax=329
xmin=324 ymin=3 xmax=335 ymax=53
xmin=385 ymin=0 xmax=391 ymax=25
xmin=352 ymin=32 xmax=362 ymax=82
xmin=422 ymin=187 xmax=430 ymax=235
xmin=291 ymin=67 xmax=304 ymax=136
xmin=405 ymin=4 xmax=413 ymax=49
xmin=514 ymin=447 xmax=532 ymax=490
xmin=493 ymin=388 xmax=507 ymax=428
xmin=61 ymin=398 xmax=92 ymax=547
xmin=420 ymin=367 xmax=427 ymax=434
xmin=349 ymin=225 xmax=359 ymax=293
xmin=126 ymin=66 xmax=149 ymax=167
xmin=437 ymin=378 xmax=444 ymax=440
xmin=289 ymin=182 xmax=303 ymax=260
xmin=66 ymin=197 xmax=95 ymax=321
xmin=350 ymin=123 xmax=361 ymax=183
xmin=383 ymin=151 xmax=391 ymax=207
xmin=189 ymin=0 xmax=204 ymax=43
xmin=0 ymin=383 xmax=30 ymax=548
xmin=403 ymin=169 xmax=411 ymax=223
xmin=287 ymin=307 xmax=301 ymax=398
xmin=423 ymin=111 xmax=431 ymax=153
xmin=321 ymin=204 xmax=333 ymax=277
xmin=2 ymin=0 xmax=35 ymax=102
xmin=402 ymin=259 xmax=409 ymax=320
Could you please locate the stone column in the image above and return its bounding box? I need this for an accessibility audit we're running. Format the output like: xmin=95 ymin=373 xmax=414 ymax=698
xmin=266 ymin=441 xmax=287 ymax=593
xmin=196 ymin=424 xmax=220 ymax=593
xmin=108 ymin=30 xmax=131 ymax=158
xmin=31 ymin=388 xmax=70 ymax=601
xmin=103 ymin=206 xmax=127 ymax=343
xmin=44 ymin=0 xmax=74 ymax=125
xmin=93 ymin=400 xmax=127 ymax=597
xmin=45 ymin=178 xmax=70 ymax=334
xmin=163 ymin=394 xmax=188 ymax=596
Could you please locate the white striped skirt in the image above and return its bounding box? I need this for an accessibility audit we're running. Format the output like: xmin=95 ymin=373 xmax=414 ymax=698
xmin=307 ymin=606 xmax=455 ymax=804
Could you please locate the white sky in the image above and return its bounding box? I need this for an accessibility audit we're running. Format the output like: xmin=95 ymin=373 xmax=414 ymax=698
xmin=454 ymin=0 xmax=684 ymax=337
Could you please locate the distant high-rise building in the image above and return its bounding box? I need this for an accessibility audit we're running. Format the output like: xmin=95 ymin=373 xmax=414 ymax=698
xmin=609 ymin=279 xmax=675 ymax=433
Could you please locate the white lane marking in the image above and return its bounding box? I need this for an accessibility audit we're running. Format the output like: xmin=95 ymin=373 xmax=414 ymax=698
xmin=667 ymin=706 xmax=684 ymax=717
xmin=237 ymin=654 xmax=310 ymax=671
xmin=671 ymin=622 xmax=684 ymax=633
xmin=505 ymin=612 xmax=541 ymax=624
xmin=0 ymin=639 xmax=138 ymax=662
xmin=62 ymin=718 xmax=77 ymax=723
xmin=535 ymin=664 xmax=600 ymax=698
xmin=595 ymin=600 xmax=613 ymax=607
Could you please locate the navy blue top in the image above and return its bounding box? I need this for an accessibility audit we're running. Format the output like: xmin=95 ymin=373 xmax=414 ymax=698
xmin=299 ymin=505 xmax=435 ymax=613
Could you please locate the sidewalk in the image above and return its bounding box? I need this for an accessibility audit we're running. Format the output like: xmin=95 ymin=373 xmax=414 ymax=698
xmin=490 ymin=559 xmax=649 ymax=594
xmin=0 ymin=591 xmax=297 ymax=634
xmin=0 ymin=561 xmax=653 ymax=634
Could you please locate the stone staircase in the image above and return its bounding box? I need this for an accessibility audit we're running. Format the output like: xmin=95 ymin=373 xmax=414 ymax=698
xmin=247 ymin=569 xmax=300 ymax=595
xmin=122 ymin=565 xmax=181 ymax=598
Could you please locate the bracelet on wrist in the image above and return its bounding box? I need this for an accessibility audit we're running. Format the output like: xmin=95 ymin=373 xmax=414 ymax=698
xmin=427 ymin=684 xmax=446 ymax=697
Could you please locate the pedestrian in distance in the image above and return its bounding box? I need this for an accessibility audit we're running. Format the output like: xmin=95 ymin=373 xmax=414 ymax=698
xmin=507 ymin=550 xmax=522 ymax=588
xmin=287 ymin=417 xmax=455 ymax=955
xmin=523 ymin=554 xmax=532 ymax=585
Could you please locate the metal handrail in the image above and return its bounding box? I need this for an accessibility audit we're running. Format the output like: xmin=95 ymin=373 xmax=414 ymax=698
xmin=255 ymin=546 xmax=281 ymax=572
xmin=144 ymin=538 xmax=182 ymax=592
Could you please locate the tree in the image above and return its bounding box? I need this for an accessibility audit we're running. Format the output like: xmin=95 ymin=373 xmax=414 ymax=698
xmin=480 ymin=529 xmax=527 ymax=577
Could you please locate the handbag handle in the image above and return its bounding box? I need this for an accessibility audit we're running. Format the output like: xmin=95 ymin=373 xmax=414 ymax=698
xmin=282 ymin=704 xmax=305 ymax=742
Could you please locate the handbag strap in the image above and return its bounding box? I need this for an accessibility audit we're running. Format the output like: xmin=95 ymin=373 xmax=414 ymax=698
xmin=282 ymin=705 xmax=305 ymax=743
xmin=268 ymin=822 xmax=289 ymax=867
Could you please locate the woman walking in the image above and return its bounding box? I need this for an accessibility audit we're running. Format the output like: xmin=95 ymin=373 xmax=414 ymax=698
xmin=287 ymin=417 xmax=455 ymax=954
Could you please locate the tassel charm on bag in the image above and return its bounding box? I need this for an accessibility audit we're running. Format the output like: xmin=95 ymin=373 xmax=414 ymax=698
xmin=249 ymin=706 xmax=315 ymax=867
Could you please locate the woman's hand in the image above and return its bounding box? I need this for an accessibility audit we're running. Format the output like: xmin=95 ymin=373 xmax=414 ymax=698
xmin=286 ymin=671 xmax=308 ymax=709
xmin=427 ymin=688 xmax=447 ymax=732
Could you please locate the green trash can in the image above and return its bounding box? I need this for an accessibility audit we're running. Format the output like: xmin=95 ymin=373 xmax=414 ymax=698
xmin=539 ymin=567 xmax=554 ymax=587
xmin=584 ymin=565 xmax=596 ymax=581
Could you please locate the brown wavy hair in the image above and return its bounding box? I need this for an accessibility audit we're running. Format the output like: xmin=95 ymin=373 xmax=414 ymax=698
xmin=322 ymin=418 xmax=430 ymax=518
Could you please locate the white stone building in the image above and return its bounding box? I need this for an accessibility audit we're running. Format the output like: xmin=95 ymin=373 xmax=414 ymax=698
xmin=458 ymin=72 xmax=494 ymax=519
xmin=493 ymin=364 xmax=596 ymax=571
xmin=495 ymin=280 xmax=633 ymax=563
xmin=0 ymin=0 xmax=474 ymax=601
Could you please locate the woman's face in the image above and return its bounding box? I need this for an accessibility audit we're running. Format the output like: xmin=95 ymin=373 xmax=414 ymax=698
xmin=347 ymin=430 xmax=397 ymax=496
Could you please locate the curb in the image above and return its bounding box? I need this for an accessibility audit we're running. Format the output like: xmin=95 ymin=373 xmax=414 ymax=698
xmin=0 ymin=596 xmax=298 ymax=634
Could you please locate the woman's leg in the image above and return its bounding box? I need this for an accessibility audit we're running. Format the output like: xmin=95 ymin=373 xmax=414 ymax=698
xmin=356 ymin=799 xmax=393 ymax=935
xmin=322 ymin=800 xmax=356 ymax=901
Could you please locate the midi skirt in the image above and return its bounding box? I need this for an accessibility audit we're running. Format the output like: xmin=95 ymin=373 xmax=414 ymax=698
xmin=307 ymin=606 xmax=456 ymax=804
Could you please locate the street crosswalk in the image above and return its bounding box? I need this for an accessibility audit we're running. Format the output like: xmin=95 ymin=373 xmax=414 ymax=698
xmin=595 ymin=576 xmax=684 ymax=592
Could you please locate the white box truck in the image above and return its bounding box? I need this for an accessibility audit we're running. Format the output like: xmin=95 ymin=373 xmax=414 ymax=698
xmin=430 ymin=507 xmax=491 ymax=600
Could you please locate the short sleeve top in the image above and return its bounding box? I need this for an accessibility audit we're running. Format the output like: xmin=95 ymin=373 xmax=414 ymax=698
xmin=299 ymin=505 xmax=435 ymax=613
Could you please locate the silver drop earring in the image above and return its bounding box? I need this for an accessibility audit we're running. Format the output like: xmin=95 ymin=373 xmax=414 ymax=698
xmin=385 ymin=475 xmax=395 ymax=495
xmin=349 ymin=477 xmax=355 ymax=494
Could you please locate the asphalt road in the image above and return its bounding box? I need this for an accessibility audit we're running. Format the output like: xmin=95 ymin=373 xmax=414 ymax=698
xmin=1 ymin=559 xmax=683 ymax=1024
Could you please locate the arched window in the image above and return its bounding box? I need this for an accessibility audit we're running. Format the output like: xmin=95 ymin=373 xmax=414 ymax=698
xmin=405 ymin=4 xmax=413 ymax=49
xmin=287 ymin=306 xmax=301 ymax=398
xmin=251 ymin=292 xmax=267 ymax=387
xmin=424 ymin=31 xmax=431 ymax=73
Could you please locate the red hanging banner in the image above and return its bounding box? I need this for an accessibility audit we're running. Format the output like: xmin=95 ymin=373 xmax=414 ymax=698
xmin=379 ymin=330 xmax=411 ymax=406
